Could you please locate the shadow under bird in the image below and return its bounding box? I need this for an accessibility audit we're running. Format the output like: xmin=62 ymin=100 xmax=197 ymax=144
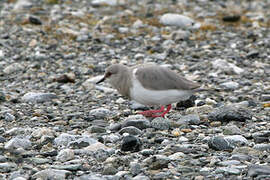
xmin=96 ymin=64 xmax=202 ymax=117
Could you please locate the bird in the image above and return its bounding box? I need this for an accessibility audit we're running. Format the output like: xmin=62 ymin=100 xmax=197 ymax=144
xmin=96 ymin=64 xmax=201 ymax=117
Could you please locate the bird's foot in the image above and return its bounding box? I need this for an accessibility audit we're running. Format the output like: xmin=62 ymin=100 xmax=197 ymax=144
xmin=138 ymin=105 xmax=172 ymax=118
xmin=138 ymin=106 xmax=165 ymax=117
xmin=151 ymin=104 xmax=172 ymax=118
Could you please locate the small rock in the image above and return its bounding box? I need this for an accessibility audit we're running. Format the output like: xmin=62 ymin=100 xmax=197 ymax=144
xmin=121 ymin=135 xmax=141 ymax=152
xmin=22 ymin=92 xmax=57 ymax=103
xmin=0 ymin=91 xmax=6 ymax=102
xmin=5 ymin=137 xmax=32 ymax=150
xmin=119 ymin=126 xmax=142 ymax=135
xmin=88 ymin=126 xmax=106 ymax=133
xmin=143 ymin=155 xmax=170 ymax=170
xmin=133 ymin=175 xmax=150 ymax=180
xmin=211 ymin=59 xmax=244 ymax=74
xmin=186 ymin=105 xmax=213 ymax=115
xmin=210 ymin=121 xmax=222 ymax=127
xmin=253 ymin=144 xmax=270 ymax=151
xmin=246 ymin=51 xmax=259 ymax=59
xmin=151 ymin=117 xmax=170 ymax=130
xmin=53 ymin=73 xmax=75 ymax=83
xmin=32 ymin=169 xmax=71 ymax=180
xmin=176 ymin=95 xmax=196 ymax=109
xmin=160 ymin=13 xmax=200 ymax=29
xmin=0 ymin=162 xmax=17 ymax=173
xmin=208 ymin=106 xmax=252 ymax=122
xmin=222 ymin=15 xmax=241 ymax=22
xmin=218 ymin=160 xmax=241 ymax=166
xmin=223 ymin=125 xmax=241 ymax=135
xmin=3 ymin=113 xmax=15 ymax=121
xmin=84 ymin=142 xmax=108 ymax=152
xmin=32 ymin=127 xmax=55 ymax=138
xmin=56 ymin=149 xmax=75 ymax=162
xmin=29 ymin=16 xmax=42 ymax=25
xmin=225 ymin=135 xmax=248 ymax=146
xmin=0 ymin=136 xmax=6 ymax=143
xmin=102 ymin=164 xmax=117 ymax=175
xmin=220 ymin=81 xmax=239 ymax=90
xmin=130 ymin=162 xmax=141 ymax=176
xmin=215 ymin=167 xmax=241 ymax=175
xmin=68 ymin=136 xmax=97 ymax=148
xmin=208 ymin=136 xmax=234 ymax=151
xmin=178 ymin=136 xmax=189 ymax=142
xmin=260 ymin=94 xmax=270 ymax=101
xmin=132 ymin=19 xmax=144 ymax=29
xmin=248 ymin=165 xmax=270 ymax=177
xmin=89 ymin=108 xmax=113 ymax=119
xmin=122 ymin=115 xmax=150 ymax=130
xmin=3 ymin=63 xmax=24 ymax=74
xmin=54 ymin=133 xmax=77 ymax=146
xmin=91 ymin=0 xmax=124 ymax=6
xmin=176 ymin=114 xmax=200 ymax=125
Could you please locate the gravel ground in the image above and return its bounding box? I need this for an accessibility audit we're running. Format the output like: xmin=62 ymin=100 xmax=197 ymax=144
xmin=0 ymin=0 xmax=270 ymax=179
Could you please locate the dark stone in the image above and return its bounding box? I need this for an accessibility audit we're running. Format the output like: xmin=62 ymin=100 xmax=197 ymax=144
xmin=0 ymin=92 xmax=6 ymax=102
xmin=246 ymin=51 xmax=259 ymax=59
xmin=40 ymin=150 xmax=58 ymax=157
xmin=176 ymin=95 xmax=196 ymax=109
xmin=208 ymin=106 xmax=252 ymax=122
xmin=0 ymin=136 xmax=6 ymax=143
xmin=53 ymin=74 xmax=75 ymax=83
xmin=121 ymin=135 xmax=141 ymax=152
xmin=222 ymin=15 xmax=241 ymax=22
xmin=29 ymin=16 xmax=42 ymax=25
xmin=208 ymin=136 xmax=234 ymax=151
xmin=252 ymin=131 xmax=270 ymax=143
xmin=122 ymin=118 xmax=150 ymax=130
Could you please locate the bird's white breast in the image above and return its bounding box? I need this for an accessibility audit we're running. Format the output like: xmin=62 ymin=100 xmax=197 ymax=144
xmin=130 ymin=68 xmax=192 ymax=106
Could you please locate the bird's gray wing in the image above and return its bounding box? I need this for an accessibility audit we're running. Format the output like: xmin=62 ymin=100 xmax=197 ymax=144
xmin=135 ymin=65 xmax=200 ymax=91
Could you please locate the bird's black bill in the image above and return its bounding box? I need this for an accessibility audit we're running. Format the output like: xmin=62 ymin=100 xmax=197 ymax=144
xmin=96 ymin=76 xmax=105 ymax=84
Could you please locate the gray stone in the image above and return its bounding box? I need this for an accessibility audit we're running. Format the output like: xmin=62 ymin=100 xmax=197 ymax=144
xmin=5 ymin=137 xmax=32 ymax=150
xmin=129 ymin=162 xmax=141 ymax=176
xmin=22 ymin=92 xmax=57 ymax=103
xmin=3 ymin=112 xmax=15 ymax=121
xmin=27 ymin=157 xmax=51 ymax=165
xmin=208 ymin=136 xmax=234 ymax=151
xmin=143 ymin=155 xmax=170 ymax=170
xmin=103 ymin=164 xmax=117 ymax=175
xmin=223 ymin=125 xmax=241 ymax=135
xmin=76 ymin=174 xmax=106 ymax=180
xmin=54 ymin=133 xmax=78 ymax=146
xmin=89 ymin=108 xmax=113 ymax=119
xmin=208 ymin=106 xmax=252 ymax=122
xmin=253 ymin=144 xmax=270 ymax=151
xmin=231 ymin=154 xmax=252 ymax=161
xmin=218 ymin=160 xmax=241 ymax=166
xmin=215 ymin=167 xmax=241 ymax=175
xmin=0 ymin=162 xmax=17 ymax=173
xmin=89 ymin=126 xmax=106 ymax=133
xmin=3 ymin=63 xmax=24 ymax=74
xmin=176 ymin=114 xmax=200 ymax=125
xmin=119 ymin=126 xmax=142 ymax=135
xmin=248 ymin=165 xmax=270 ymax=177
xmin=56 ymin=149 xmax=75 ymax=162
xmin=132 ymin=175 xmax=150 ymax=180
xmin=151 ymin=117 xmax=170 ymax=130
xmin=32 ymin=169 xmax=71 ymax=180
xmin=50 ymin=164 xmax=82 ymax=171
xmin=220 ymin=81 xmax=239 ymax=90
xmin=122 ymin=115 xmax=150 ymax=130
xmin=68 ymin=136 xmax=97 ymax=148
xmin=224 ymin=135 xmax=248 ymax=146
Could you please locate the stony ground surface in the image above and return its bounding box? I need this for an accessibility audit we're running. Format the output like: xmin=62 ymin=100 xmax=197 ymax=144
xmin=0 ymin=0 xmax=270 ymax=179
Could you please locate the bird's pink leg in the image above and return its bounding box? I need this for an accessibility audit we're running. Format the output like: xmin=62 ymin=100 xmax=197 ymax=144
xmin=138 ymin=106 xmax=165 ymax=117
xmin=151 ymin=104 xmax=172 ymax=118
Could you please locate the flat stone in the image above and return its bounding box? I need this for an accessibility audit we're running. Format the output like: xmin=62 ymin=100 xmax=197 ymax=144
xmin=56 ymin=149 xmax=75 ymax=162
xmin=89 ymin=108 xmax=113 ymax=119
xmin=208 ymin=106 xmax=252 ymax=122
xmin=32 ymin=169 xmax=71 ymax=180
xmin=160 ymin=13 xmax=200 ymax=29
xmin=0 ymin=162 xmax=17 ymax=173
xmin=22 ymin=92 xmax=57 ymax=103
xmin=122 ymin=115 xmax=150 ymax=130
xmin=220 ymin=81 xmax=239 ymax=90
xmin=5 ymin=137 xmax=32 ymax=150
xmin=151 ymin=117 xmax=170 ymax=130
xmin=143 ymin=155 xmax=170 ymax=170
xmin=248 ymin=165 xmax=270 ymax=177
